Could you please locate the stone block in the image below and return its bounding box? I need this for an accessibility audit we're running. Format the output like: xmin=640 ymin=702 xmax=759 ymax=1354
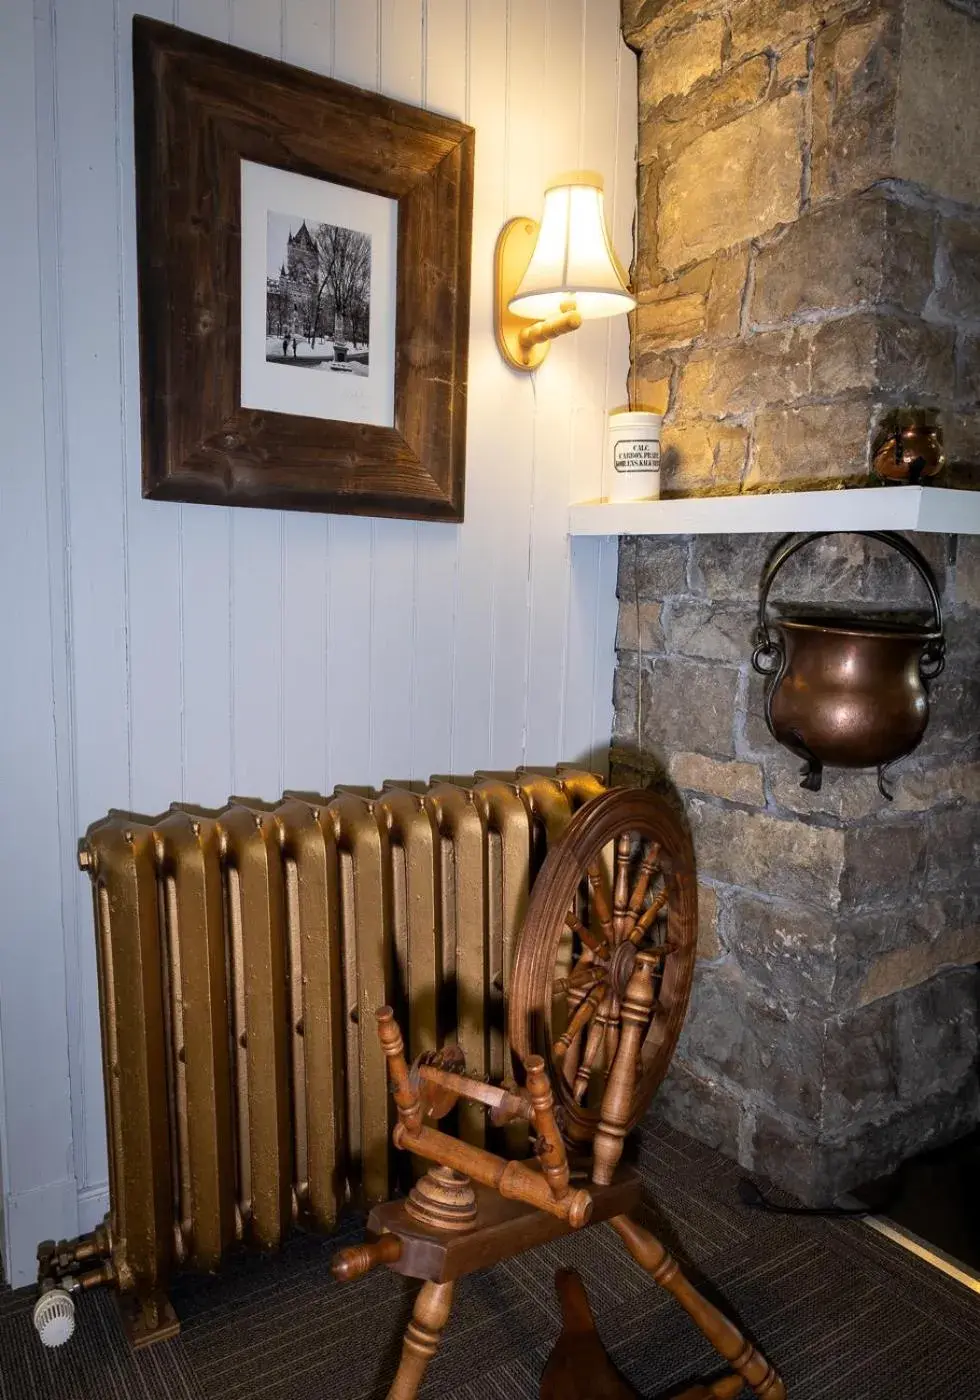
xmin=688 ymin=797 xmax=847 ymax=906
xmin=634 ymin=293 xmax=706 ymax=351
xmin=751 ymin=193 xmax=934 ymax=326
xmin=840 ymin=817 xmax=929 ymax=911
xmin=689 ymin=532 xmax=775 ymax=601
xmin=877 ymin=319 xmax=956 ymax=401
xmin=944 ymin=413 xmax=980 ymax=478
xmin=669 ymin=752 xmax=766 ymax=805
xmin=654 ymin=1062 xmax=741 ymax=1156
xmin=749 ymin=1078 xmax=980 ymax=1204
xmin=856 ymin=912 xmax=980 ymax=1007
xmin=612 ymin=663 xmax=639 ymax=747
xmin=660 ymin=422 xmax=748 ymax=495
xmin=697 ymin=882 xmax=723 ymax=959
xmin=623 ymin=0 xmax=729 ymax=48
xmin=959 ymin=335 xmax=980 ymax=408
xmin=894 ymin=0 xmax=980 ymax=206
xmin=811 ymin=6 xmax=902 ymax=203
xmin=634 ymin=536 xmax=691 ymax=599
xmin=807 ymin=313 xmax=878 ymax=398
xmin=617 ymin=538 xmax=638 ymax=603
xmin=746 ymin=402 xmax=872 ymax=489
xmin=895 ymin=967 xmax=980 ymax=1101
xmin=640 ymin=659 xmax=740 ymax=759
xmin=631 ymin=347 xmax=674 ymax=415
xmin=662 ymin=597 xmax=756 ymax=662
xmin=705 ymin=249 xmax=749 ymax=340
xmin=677 ymin=328 xmax=810 ymax=418
xmin=765 ymin=747 xmax=887 ymax=821
xmin=775 ymin=38 xmax=813 ymax=91
xmin=892 ymin=760 xmax=980 ymax=812
xmin=957 ymin=536 xmax=980 ymax=610
xmin=934 ymin=217 xmax=980 ymax=322
xmin=658 ymin=95 xmax=804 ymax=273
xmin=729 ymin=0 xmax=868 ymax=63
xmin=861 ymin=529 xmax=948 ymax=608
xmin=616 ymin=599 xmax=665 ymax=654
xmin=822 ymin=995 xmax=898 ymax=1128
xmin=638 ymin=16 xmax=725 ymax=107
xmin=925 ymin=661 xmax=980 ymax=756
xmin=649 ymin=58 xmax=774 ymax=169
xmin=926 ymin=806 xmax=980 ymax=894
xmin=677 ymin=960 xmax=827 ymax=1119
xmin=729 ymin=892 xmax=838 ymax=1007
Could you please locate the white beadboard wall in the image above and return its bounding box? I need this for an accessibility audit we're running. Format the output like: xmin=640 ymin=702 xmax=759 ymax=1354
xmin=0 ymin=0 xmax=635 ymax=1284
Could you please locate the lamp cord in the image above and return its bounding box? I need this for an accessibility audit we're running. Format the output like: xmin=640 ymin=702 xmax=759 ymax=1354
xmin=737 ymin=1175 xmax=900 ymax=1219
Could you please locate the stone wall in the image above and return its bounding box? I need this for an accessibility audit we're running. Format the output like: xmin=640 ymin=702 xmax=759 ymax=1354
xmin=612 ymin=530 xmax=980 ymax=1201
xmin=622 ymin=0 xmax=980 ymax=495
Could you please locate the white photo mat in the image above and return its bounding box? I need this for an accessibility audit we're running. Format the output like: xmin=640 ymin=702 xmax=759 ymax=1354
xmin=240 ymin=160 xmax=398 ymax=428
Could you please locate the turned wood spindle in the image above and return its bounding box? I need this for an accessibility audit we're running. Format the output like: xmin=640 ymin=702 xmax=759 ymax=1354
xmin=630 ymin=886 xmax=669 ymax=945
xmin=623 ymin=842 xmax=660 ymax=939
xmin=331 ymin=1234 xmax=403 ymax=1283
xmin=612 ymin=833 xmax=633 ymax=940
xmin=564 ymin=909 xmax=607 ymax=958
xmin=391 ymin=1121 xmax=592 ymax=1228
xmin=554 ymin=982 xmax=604 ymax=1063
xmin=592 ymin=953 xmax=657 ymax=1186
xmin=386 ymin=1280 xmax=455 ymax=1400
xmin=573 ymin=990 xmax=611 ymax=1103
xmin=524 ymin=1054 xmax=570 ymax=1200
xmin=587 ymin=864 xmax=615 ymax=945
xmin=609 ymin=1215 xmax=786 ymax=1400
xmin=376 ymin=1006 xmax=422 ymax=1135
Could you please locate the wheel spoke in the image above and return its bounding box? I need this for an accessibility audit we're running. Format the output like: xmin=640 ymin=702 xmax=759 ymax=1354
xmin=630 ymin=886 xmax=669 ymax=944
xmin=624 ymin=842 xmax=660 ymax=938
xmin=612 ymin=833 xmax=632 ymax=939
xmin=564 ymin=910 xmax=608 ymax=959
xmin=553 ymin=981 xmax=605 ymax=1062
xmin=573 ymin=999 xmax=609 ymax=1103
xmin=602 ymin=996 xmax=621 ymax=1067
xmin=587 ymin=863 xmax=615 ymax=945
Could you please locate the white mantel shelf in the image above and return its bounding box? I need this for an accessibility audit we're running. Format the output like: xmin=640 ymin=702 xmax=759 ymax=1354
xmin=569 ymin=486 xmax=980 ymax=537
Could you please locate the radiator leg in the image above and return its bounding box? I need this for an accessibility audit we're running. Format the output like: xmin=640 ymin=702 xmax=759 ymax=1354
xmin=609 ymin=1215 xmax=785 ymax=1400
xmin=386 ymin=1279 xmax=454 ymax=1400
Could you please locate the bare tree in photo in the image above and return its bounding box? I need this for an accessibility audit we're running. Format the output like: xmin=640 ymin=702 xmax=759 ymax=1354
xmin=315 ymin=224 xmax=371 ymax=346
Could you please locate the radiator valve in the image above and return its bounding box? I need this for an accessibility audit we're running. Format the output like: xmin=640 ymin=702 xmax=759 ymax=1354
xmin=33 ymin=1286 xmax=76 ymax=1348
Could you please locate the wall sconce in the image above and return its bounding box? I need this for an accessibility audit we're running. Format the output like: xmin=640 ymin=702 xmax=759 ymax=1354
xmin=494 ymin=171 xmax=635 ymax=373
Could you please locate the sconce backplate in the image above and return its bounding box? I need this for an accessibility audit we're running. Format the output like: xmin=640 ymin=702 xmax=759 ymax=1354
xmin=494 ymin=217 xmax=549 ymax=373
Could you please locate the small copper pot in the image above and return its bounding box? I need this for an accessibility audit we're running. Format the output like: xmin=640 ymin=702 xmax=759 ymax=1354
xmin=752 ymin=532 xmax=945 ymax=798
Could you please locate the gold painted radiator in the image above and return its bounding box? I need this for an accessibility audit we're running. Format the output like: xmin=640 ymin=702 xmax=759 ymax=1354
xmin=74 ymin=767 xmax=605 ymax=1317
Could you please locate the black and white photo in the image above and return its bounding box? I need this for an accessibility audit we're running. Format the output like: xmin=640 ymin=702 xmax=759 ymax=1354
xmin=241 ymin=161 xmax=397 ymax=428
xmin=265 ymin=214 xmax=371 ymax=376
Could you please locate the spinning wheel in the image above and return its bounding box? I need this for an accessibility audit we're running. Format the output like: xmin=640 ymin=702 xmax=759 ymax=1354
xmin=332 ymin=789 xmax=784 ymax=1400
xmin=509 ymin=787 xmax=697 ymax=1160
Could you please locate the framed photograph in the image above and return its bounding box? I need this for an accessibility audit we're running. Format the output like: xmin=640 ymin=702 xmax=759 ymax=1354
xmin=133 ymin=18 xmax=473 ymax=521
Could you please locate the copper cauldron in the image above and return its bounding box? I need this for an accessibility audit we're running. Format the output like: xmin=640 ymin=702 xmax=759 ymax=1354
xmin=752 ymin=532 xmax=945 ymax=798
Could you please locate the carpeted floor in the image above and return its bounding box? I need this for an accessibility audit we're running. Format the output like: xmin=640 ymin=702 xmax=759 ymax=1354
xmin=3 ymin=1121 xmax=979 ymax=1399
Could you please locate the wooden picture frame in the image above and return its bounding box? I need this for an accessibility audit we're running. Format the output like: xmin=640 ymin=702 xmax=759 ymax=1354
xmin=133 ymin=17 xmax=473 ymax=521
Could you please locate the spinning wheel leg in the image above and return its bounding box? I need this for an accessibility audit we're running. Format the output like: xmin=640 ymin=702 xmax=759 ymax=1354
xmin=387 ymin=1280 xmax=455 ymax=1400
xmin=609 ymin=1215 xmax=785 ymax=1400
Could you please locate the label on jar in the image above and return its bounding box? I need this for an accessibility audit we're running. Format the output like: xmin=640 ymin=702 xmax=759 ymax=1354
xmin=613 ymin=438 xmax=661 ymax=474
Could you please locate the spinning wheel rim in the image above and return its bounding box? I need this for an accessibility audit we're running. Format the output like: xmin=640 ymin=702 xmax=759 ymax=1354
xmin=507 ymin=787 xmax=697 ymax=1146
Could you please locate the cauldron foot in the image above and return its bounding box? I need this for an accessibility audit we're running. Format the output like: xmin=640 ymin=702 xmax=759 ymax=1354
xmin=876 ymin=763 xmax=896 ymax=801
xmin=798 ymin=757 xmax=823 ymax=792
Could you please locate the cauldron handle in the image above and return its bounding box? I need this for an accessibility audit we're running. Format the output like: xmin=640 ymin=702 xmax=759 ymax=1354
xmin=752 ymin=531 xmax=945 ymax=680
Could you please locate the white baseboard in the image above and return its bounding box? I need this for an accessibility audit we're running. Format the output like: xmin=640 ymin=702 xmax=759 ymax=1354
xmin=3 ymin=1179 xmax=79 ymax=1289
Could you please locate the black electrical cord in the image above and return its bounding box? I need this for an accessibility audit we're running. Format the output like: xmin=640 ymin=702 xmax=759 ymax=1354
xmin=737 ymin=1176 xmax=896 ymax=1219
